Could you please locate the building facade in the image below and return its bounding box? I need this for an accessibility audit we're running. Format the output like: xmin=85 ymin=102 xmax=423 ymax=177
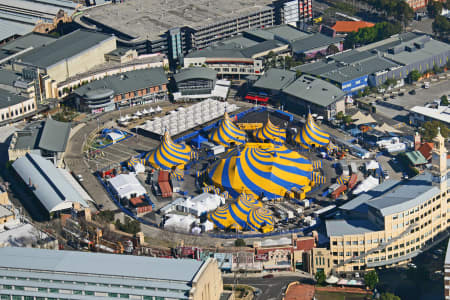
xmin=0 ymin=247 xmax=223 ymax=300
xmin=323 ymin=131 xmax=449 ymax=274
xmin=0 ymin=88 xmax=36 ymax=125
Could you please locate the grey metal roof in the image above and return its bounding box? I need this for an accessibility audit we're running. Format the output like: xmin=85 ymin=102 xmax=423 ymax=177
xmin=245 ymin=24 xmax=310 ymax=43
xmin=326 ymin=219 xmax=380 ymax=236
xmin=0 ymin=69 xmax=26 ymax=86
xmin=240 ymin=39 xmax=286 ymax=58
xmin=186 ymin=46 xmax=247 ymax=59
xmin=0 ymin=19 xmax=34 ymax=42
xmin=0 ymin=87 xmax=29 ymax=109
xmin=174 ymin=67 xmax=218 ymax=82
xmin=253 ymin=68 xmax=296 ymax=91
xmin=294 ymin=50 xmax=399 ymax=84
xmin=290 ymin=33 xmax=343 ymax=54
xmin=0 ymin=32 xmax=57 ymax=53
xmin=0 ymin=205 xmax=13 ymax=218
xmin=12 ymin=153 xmax=90 ymax=213
xmin=38 ymin=118 xmax=71 ymax=153
xmin=74 ymin=68 xmax=168 ymax=97
xmin=0 ymin=247 xmax=205 ymax=283
xmin=282 ymin=74 xmax=345 ymax=107
xmin=340 ymin=179 xmax=401 ymax=212
xmin=16 ymin=29 xmax=114 ymax=68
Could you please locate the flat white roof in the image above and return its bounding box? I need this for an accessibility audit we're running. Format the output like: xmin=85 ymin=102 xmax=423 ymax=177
xmin=410 ymin=105 xmax=450 ymax=125
xmin=108 ymin=173 xmax=146 ymax=199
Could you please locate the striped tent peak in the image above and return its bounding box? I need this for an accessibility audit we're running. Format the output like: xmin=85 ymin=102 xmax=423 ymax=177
xmin=208 ymin=143 xmax=313 ymax=199
xmin=208 ymin=204 xmax=233 ymax=229
xmin=336 ymin=175 xmax=350 ymax=185
xmin=145 ymin=131 xmax=193 ymax=170
xmin=312 ymin=160 xmax=322 ymax=169
xmin=209 ymin=112 xmax=246 ymax=146
xmin=254 ymin=117 xmax=286 ymax=144
xmin=127 ymin=157 xmax=145 ymax=167
xmin=228 ymin=195 xmax=263 ymax=228
xmin=247 ymin=207 xmax=274 ymax=232
xmin=295 ymin=113 xmax=330 ymax=149
xmin=312 ymin=171 xmax=326 ymax=185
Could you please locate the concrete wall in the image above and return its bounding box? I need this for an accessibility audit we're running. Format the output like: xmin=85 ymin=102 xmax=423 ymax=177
xmin=0 ymin=97 xmax=36 ymax=123
xmin=191 ymin=258 xmax=223 ymax=300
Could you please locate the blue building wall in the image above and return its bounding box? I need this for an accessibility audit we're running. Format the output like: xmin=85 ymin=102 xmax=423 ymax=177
xmin=340 ymin=75 xmax=368 ymax=96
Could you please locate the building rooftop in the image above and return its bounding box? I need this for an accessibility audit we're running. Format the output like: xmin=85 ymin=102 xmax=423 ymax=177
xmin=295 ymin=50 xmax=399 ymax=84
xmin=0 ymin=19 xmax=34 ymax=43
xmin=253 ymin=68 xmax=296 ymax=91
xmin=0 ymin=247 xmax=206 ymax=282
xmin=0 ymin=223 xmax=54 ymax=247
xmin=290 ymin=33 xmax=344 ymax=54
xmin=325 ymin=219 xmax=381 ymax=236
xmin=38 ymin=118 xmax=71 ymax=153
xmin=245 ymin=24 xmax=311 ymax=43
xmin=0 ymin=87 xmax=29 ymax=109
xmin=282 ymin=74 xmax=345 ymax=107
xmin=0 ymin=32 xmax=57 ymax=61
xmin=16 ymin=29 xmax=114 ymax=69
xmin=174 ymin=67 xmax=218 ymax=83
xmin=405 ymin=150 xmax=428 ymax=166
xmin=83 ymin=0 xmax=274 ymax=41
xmin=74 ymin=68 xmax=168 ymax=97
xmin=12 ymin=153 xmax=91 ymax=213
xmin=0 ymin=205 xmax=13 ymax=218
xmin=331 ymin=21 xmax=375 ymax=33
xmin=410 ymin=105 xmax=450 ymax=125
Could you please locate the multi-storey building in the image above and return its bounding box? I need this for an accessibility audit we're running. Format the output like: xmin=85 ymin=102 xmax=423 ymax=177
xmin=323 ymin=130 xmax=449 ymax=274
xmin=0 ymin=247 xmax=223 ymax=300
xmin=405 ymin=0 xmax=446 ymax=11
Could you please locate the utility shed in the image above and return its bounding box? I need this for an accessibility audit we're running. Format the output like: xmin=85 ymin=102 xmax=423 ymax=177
xmin=405 ymin=150 xmax=428 ymax=166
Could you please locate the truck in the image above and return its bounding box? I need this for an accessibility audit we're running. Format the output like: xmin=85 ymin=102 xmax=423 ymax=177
xmin=302 ymin=199 xmax=310 ymax=208
xmin=211 ymin=145 xmax=225 ymax=155
xmin=347 ymin=174 xmax=358 ymax=190
xmin=159 ymin=181 xmax=173 ymax=198
xmin=158 ymin=170 xmax=170 ymax=183
xmin=331 ymin=185 xmax=347 ymax=200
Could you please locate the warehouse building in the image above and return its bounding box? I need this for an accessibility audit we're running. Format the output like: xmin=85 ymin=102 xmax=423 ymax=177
xmin=282 ymin=75 xmax=346 ymax=120
xmin=12 ymin=153 xmax=92 ymax=216
xmin=72 ymin=68 xmax=168 ymax=114
xmin=0 ymin=247 xmax=223 ymax=300
xmin=8 ymin=118 xmax=71 ymax=167
xmin=321 ymin=131 xmax=450 ymax=274
xmin=12 ymin=29 xmax=116 ymax=102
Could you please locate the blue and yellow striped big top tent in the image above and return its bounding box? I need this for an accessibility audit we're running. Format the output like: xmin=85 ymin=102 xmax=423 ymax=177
xmin=295 ymin=113 xmax=330 ymax=149
xmin=208 ymin=143 xmax=313 ymax=199
xmin=254 ymin=118 xmax=286 ymax=144
xmin=209 ymin=113 xmax=246 ymax=146
xmin=208 ymin=193 xmax=274 ymax=232
xmin=145 ymin=131 xmax=194 ymax=170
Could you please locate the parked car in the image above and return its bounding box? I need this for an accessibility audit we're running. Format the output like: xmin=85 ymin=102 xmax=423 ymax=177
xmin=407 ymin=263 xmax=417 ymax=269
xmin=76 ymin=174 xmax=84 ymax=182
xmin=409 ymin=89 xmax=416 ymax=95
xmin=263 ymin=274 xmax=274 ymax=279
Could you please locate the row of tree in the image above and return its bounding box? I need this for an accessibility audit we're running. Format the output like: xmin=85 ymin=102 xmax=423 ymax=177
xmin=362 ymin=0 xmax=414 ymax=25
xmin=344 ymin=21 xmax=402 ymax=49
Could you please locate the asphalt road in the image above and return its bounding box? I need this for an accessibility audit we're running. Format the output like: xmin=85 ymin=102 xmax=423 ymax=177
xmin=223 ymin=275 xmax=314 ymax=300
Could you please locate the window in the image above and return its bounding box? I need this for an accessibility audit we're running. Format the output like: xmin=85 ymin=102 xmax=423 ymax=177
xmin=120 ymin=294 xmax=129 ymax=298
xmin=85 ymin=291 xmax=95 ymax=296
xmin=15 ymin=286 xmax=24 ymax=291
xmin=74 ymin=290 xmax=83 ymax=295
xmin=109 ymin=293 xmax=118 ymax=297
xmin=38 ymin=287 xmax=47 ymax=292
xmin=50 ymin=288 xmax=59 ymax=293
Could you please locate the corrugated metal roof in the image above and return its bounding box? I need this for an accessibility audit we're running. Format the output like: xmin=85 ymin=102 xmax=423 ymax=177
xmin=0 ymin=247 xmax=206 ymax=283
xmin=253 ymin=68 xmax=296 ymax=91
xmin=0 ymin=87 xmax=29 ymax=109
xmin=38 ymin=118 xmax=71 ymax=152
xmin=405 ymin=150 xmax=428 ymax=166
xmin=12 ymin=153 xmax=90 ymax=213
xmin=0 ymin=19 xmax=34 ymax=42
xmin=290 ymin=33 xmax=343 ymax=54
xmin=174 ymin=67 xmax=218 ymax=82
xmin=326 ymin=219 xmax=381 ymax=236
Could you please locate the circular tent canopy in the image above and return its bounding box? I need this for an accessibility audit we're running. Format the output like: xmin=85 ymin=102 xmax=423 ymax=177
xmin=295 ymin=113 xmax=330 ymax=149
xmin=208 ymin=143 xmax=313 ymax=199
xmin=254 ymin=118 xmax=286 ymax=144
xmin=209 ymin=113 xmax=246 ymax=146
xmin=145 ymin=131 xmax=194 ymax=170
xmin=247 ymin=207 xmax=274 ymax=232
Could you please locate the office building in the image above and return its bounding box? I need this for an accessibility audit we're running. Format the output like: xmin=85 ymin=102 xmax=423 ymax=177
xmin=405 ymin=0 xmax=445 ymax=11
xmin=409 ymin=104 xmax=450 ymax=127
xmin=72 ymin=68 xmax=168 ymax=114
xmin=12 ymin=29 xmax=116 ymax=102
xmin=0 ymin=247 xmax=223 ymax=300
xmin=322 ymin=130 xmax=449 ymax=273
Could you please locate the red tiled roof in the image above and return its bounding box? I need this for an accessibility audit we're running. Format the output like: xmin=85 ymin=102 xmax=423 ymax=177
xmin=285 ymin=284 xmax=315 ymax=300
xmin=332 ymin=21 xmax=375 ymax=33
xmin=418 ymin=142 xmax=433 ymax=161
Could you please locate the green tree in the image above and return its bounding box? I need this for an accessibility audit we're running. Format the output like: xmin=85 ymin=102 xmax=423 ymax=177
xmin=420 ymin=121 xmax=449 ymax=141
xmin=343 ymin=115 xmax=353 ymax=124
xmin=295 ymin=69 xmax=303 ymax=78
xmin=380 ymin=292 xmax=401 ymax=300
xmin=408 ymin=70 xmax=421 ymax=82
xmin=427 ymin=0 xmax=443 ymax=18
xmin=326 ymin=44 xmax=340 ymax=55
xmin=234 ymin=238 xmax=246 ymax=247
xmin=315 ymin=270 xmax=326 ymax=285
xmin=364 ymin=270 xmax=379 ymax=290
xmin=433 ymin=15 xmax=450 ymax=38
xmin=336 ymin=111 xmax=345 ymax=120
xmin=441 ymin=95 xmax=449 ymax=106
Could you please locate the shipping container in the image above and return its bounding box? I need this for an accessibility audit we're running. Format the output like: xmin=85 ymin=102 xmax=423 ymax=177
xmin=331 ymin=185 xmax=347 ymax=199
xmin=350 ymin=162 xmax=358 ymax=174
xmin=328 ymin=184 xmax=340 ymax=193
xmin=158 ymin=170 xmax=170 ymax=183
xmin=135 ymin=205 xmax=152 ymax=215
xmin=130 ymin=197 xmax=144 ymax=206
xmin=159 ymin=181 xmax=173 ymax=198
xmin=347 ymin=174 xmax=358 ymax=190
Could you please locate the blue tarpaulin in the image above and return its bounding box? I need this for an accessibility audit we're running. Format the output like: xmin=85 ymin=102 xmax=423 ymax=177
xmin=190 ymin=134 xmax=208 ymax=149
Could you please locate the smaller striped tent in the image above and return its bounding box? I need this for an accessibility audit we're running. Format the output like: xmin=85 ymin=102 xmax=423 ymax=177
xmin=127 ymin=157 xmax=145 ymax=169
xmin=247 ymin=207 xmax=274 ymax=232
xmin=327 ymin=141 xmax=338 ymax=153
xmin=171 ymin=167 xmax=184 ymax=181
xmin=145 ymin=132 xmax=194 ymax=170
xmin=336 ymin=175 xmax=350 ymax=185
xmin=312 ymin=160 xmax=322 ymax=169
xmin=220 ymin=191 xmax=229 ymax=199
xmin=254 ymin=118 xmax=286 ymax=144
xmin=295 ymin=113 xmax=330 ymax=149
xmin=312 ymin=172 xmax=326 ymax=185
xmin=209 ymin=113 xmax=246 ymax=146
xmin=202 ymin=185 xmax=214 ymax=193
xmin=208 ymin=204 xmax=231 ymax=229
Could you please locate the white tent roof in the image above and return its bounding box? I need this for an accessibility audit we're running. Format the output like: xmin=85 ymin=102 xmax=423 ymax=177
xmin=352 ymin=111 xmax=377 ymax=125
xmin=108 ymin=173 xmax=146 ymax=199
xmin=353 ymin=176 xmax=379 ymax=195
xmin=364 ymin=160 xmax=379 ymax=170
xmin=374 ymin=123 xmax=402 ymax=134
xmin=106 ymin=132 xmax=124 ymax=141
